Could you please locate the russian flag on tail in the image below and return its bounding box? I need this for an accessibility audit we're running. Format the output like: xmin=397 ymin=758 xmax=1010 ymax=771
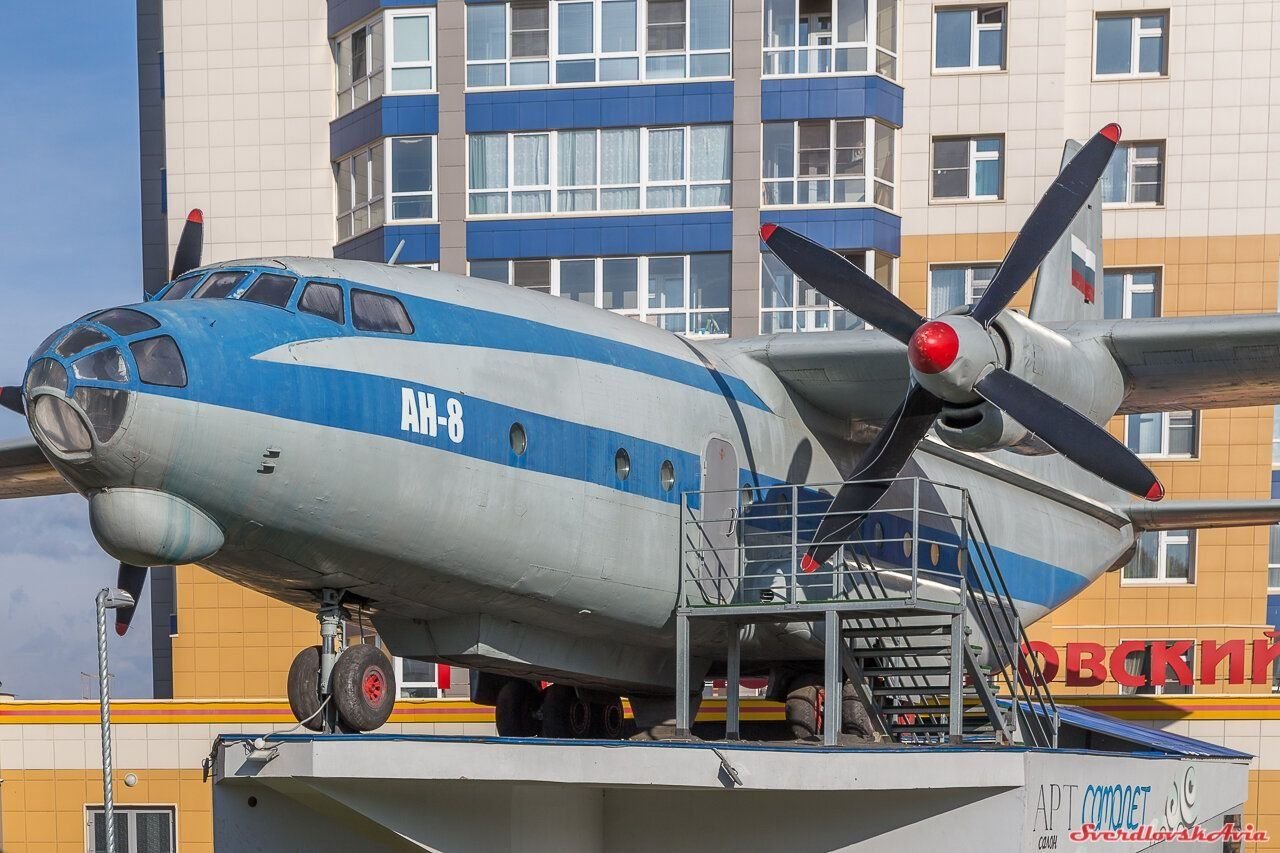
xmin=1070 ymin=235 xmax=1096 ymax=303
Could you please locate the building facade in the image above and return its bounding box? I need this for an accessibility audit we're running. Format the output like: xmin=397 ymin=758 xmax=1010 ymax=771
xmin=1 ymin=0 xmax=1266 ymax=850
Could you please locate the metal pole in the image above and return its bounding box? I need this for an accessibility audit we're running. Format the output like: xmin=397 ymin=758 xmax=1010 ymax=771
xmin=824 ymin=610 xmax=842 ymax=746
xmin=948 ymin=611 xmax=964 ymax=744
xmin=96 ymin=589 xmax=116 ymax=853
xmin=675 ymin=612 xmax=691 ymax=737
xmin=725 ymin=622 xmax=741 ymax=741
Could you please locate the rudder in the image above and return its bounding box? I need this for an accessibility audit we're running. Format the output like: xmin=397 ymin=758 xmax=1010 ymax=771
xmin=1028 ymin=140 xmax=1105 ymax=324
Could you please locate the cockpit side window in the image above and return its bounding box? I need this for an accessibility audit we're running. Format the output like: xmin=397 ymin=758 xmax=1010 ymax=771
xmin=91 ymin=308 xmax=160 ymax=336
xmin=298 ymin=282 xmax=345 ymax=324
xmin=241 ymin=273 xmax=298 ymax=309
xmin=160 ymin=273 xmax=203 ymax=301
xmin=193 ymin=271 xmax=249 ymax=299
xmin=352 ymin=289 xmax=415 ymax=335
xmin=129 ymin=336 xmax=188 ymax=388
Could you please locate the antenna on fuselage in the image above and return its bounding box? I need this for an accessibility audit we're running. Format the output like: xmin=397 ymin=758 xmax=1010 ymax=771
xmin=387 ymin=239 xmax=406 ymax=266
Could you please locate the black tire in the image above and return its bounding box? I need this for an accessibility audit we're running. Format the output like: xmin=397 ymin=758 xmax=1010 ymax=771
xmin=784 ymin=672 xmax=823 ymax=740
xmin=495 ymin=679 xmax=541 ymax=737
xmin=841 ymin=680 xmax=876 ymax=741
xmin=592 ymin=696 xmax=625 ymax=739
xmin=541 ymin=685 xmax=593 ymax=738
xmin=331 ymin=644 xmax=397 ymax=732
xmin=287 ymin=646 xmax=324 ymax=732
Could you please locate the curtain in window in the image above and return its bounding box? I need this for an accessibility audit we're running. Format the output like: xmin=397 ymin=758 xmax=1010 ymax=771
xmin=930 ymin=268 xmax=966 ymax=314
xmin=513 ymin=135 xmax=549 ymax=186
xmin=468 ymin=135 xmax=509 ymax=214
xmin=1129 ymin=530 xmax=1159 ymax=579
xmin=558 ymin=130 xmax=597 ymax=211
xmin=1101 ymin=147 xmax=1128 ymax=203
xmin=600 ymin=128 xmax=640 ymax=209
xmin=690 ymin=126 xmax=730 ymax=181
xmin=647 ymin=129 xmax=685 ymax=208
xmin=467 ymin=4 xmax=507 ymax=60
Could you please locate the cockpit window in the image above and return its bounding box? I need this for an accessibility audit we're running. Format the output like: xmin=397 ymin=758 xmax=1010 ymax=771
xmin=55 ymin=326 xmax=110 ymax=358
xmin=161 ymin=273 xmax=203 ymax=301
xmin=241 ymin=274 xmax=298 ymax=309
xmin=129 ymin=336 xmax=188 ymax=388
xmin=298 ymin=282 xmax=345 ymax=324
xmin=91 ymin=308 xmax=160 ymax=337
xmin=72 ymin=347 xmax=129 ymax=383
xmin=25 ymin=359 xmax=68 ymax=396
xmin=193 ymin=271 xmax=250 ymax=299
xmin=352 ymin=289 xmax=414 ymax=334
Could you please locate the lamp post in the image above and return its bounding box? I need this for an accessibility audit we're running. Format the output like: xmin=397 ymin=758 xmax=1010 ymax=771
xmin=96 ymin=588 xmax=134 ymax=853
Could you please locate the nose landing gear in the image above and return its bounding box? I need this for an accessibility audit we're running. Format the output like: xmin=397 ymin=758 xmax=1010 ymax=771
xmin=286 ymin=590 xmax=397 ymax=733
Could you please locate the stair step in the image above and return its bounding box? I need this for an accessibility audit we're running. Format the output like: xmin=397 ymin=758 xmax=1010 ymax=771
xmin=890 ymin=723 xmax=991 ymax=734
xmin=871 ymin=685 xmax=977 ymax=697
xmin=862 ymin=666 xmax=953 ymax=677
xmin=847 ymin=645 xmax=952 ymax=657
xmin=844 ymin=625 xmax=949 ymax=639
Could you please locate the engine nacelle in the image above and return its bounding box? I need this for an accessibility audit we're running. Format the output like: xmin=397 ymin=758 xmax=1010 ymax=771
xmin=932 ymin=310 xmax=1126 ymax=455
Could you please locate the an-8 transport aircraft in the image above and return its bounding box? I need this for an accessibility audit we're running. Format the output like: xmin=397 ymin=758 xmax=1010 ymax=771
xmin=3 ymin=124 xmax=1280 ymax=737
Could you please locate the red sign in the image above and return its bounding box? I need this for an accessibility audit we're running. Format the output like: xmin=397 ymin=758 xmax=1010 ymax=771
xmin=1021 ymin=632 xmax=1280 ymax=687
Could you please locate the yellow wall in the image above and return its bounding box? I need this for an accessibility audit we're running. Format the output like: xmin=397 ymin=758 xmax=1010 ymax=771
xmin=169 ymin=565 xmax=316 ymax=699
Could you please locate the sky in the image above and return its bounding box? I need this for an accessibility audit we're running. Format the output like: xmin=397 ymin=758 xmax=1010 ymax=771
xmin=0 ymin=3 xmax=154 ymax=698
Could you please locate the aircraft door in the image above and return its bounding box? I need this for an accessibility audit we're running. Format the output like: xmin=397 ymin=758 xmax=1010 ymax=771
xmin=699 ymin=438 xmax=739 ymax=602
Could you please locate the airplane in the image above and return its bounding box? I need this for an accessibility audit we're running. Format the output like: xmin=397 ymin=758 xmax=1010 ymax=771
xmin=2 ymin=123 xmax=1280 ymax=739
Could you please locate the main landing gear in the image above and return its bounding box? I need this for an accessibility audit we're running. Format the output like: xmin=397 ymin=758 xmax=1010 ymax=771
xmin=487 ymin=675 xmax=626 ymax=739
xmin=287 ymin=590 xmax=397 ymax=733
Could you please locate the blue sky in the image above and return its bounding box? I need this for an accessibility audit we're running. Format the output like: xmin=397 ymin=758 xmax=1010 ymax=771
xmin=0 ymin=3 xmax=154 ymax=698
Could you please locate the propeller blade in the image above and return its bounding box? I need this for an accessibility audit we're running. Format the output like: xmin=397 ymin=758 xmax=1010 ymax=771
xmin=802 ymin=382 xmax=944 ymax=571
xmin=170 ymin=209 xmax=205 ymax=279
xmin=114 ymin=563 xmax=148 ymax=636
xmin=974 ymin=368 xmax=1163 ymax=501
xmin=969 ymin=124 xmax=1121 ymax=327
xmin=761 ymin=224 xmax=925 ymax=345
xmin=0 ymin=387 xmax=22 ymax=416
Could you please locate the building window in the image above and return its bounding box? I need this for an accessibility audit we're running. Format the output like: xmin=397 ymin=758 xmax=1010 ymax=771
xmin=1273 ymin=405 xmax=1280 ymax=466
xmin=762 ymin=119 xmax=896 ymax=208
xmin=1125 ymin=410 xmax=1197 ymax=458
xmin=933 ymin=5 xmax=1005 ymax=72
xmin=87 ymin=806 xmax=176 ymax=853
xmin=1117 ymin=640 xmax=1194 ymax=694
xmin=928 ymin=263 xmax=997 ymax=314
xmin=387 ymin=10 xmax=435 ymax=93
xmin=1269 ymin=525 xmax=1280 ymax=590
xmin=395 ymin=657 xmax=442 ymax=698
xmin=465 ymin=0 xmax=731 ymax=88
xmin=1122 ymin=529 xmax=1194 ymax=584
xmin=931 ymin=135 xmax=1003 ymax=200
xmin=1102 ymin=142 xmax=1164 ymax=206
xmin=1095 ymin=12 xmax=1166 ymax=77
xmin=1102 ymin=268 xmax=1160 ymax=319
xmin=762 ymin=0 xmax=899 ymax=78
xmin=467 ymin=125 xmax=730 ymax=215
xmin=336 ymin=17 xmax=385 ymax=117
xmin=335 ymin=143 xmax=385 ymax=242
xmin=761 ymin=249 xmax=895 ymax=332
xmin=389 ymin=136 xmax=436 ymax=221
xmin=470 ymin=253 xmax=730 ymax=337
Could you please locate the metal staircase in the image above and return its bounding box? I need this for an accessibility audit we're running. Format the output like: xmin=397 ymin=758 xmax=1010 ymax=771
xmin=675 ymin=477 xmax=1058 ymax=747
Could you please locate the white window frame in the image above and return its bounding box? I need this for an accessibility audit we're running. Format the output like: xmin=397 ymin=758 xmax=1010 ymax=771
xmin=760 ymin=249 xmax=896 ymax=333
xmin=465 ymin=0 xmax=733 ymax=90
xmin=1103 ymin=267 xmax=1161 ymax=319
xmin=1273 ymin=405 xmax=1280 ymax=468
xmin=930 ymin=135 xmax=1003 ymax=202
xmin=394 ymin=656 xmax=443 ymax=698
xmin=926 ymin=262 xmax=998 ymax=315
xmin=1124 ymin=410 xmax=1198 ymax=459
xmin=1117 ymin=638 xmax=1194 ymax=695
xmin=466 ymin=125 xmax=731 ymax=217
xmin=335 ymin=15 xmax=386 ymax=117
xmin=931 ymin=4 xmax=1006 ymax=73
xmin=1103 ymin=142 xmax=1164 ymax=208
xmin=85 ymin=805 xmax=177 ymax=853
xmin=468 ymin=254 xmax=731 ymax=338
xmin=1121 ymin=530 xmax=1195 ymax=586
xmin=761 ymin=118 xmax=896 ymax=212
xmin=335 ymin=142 xmax=385 ymax=243
xmin=386 ymin=9 xmax=436 ymax=95
xmin=388 ymin=135 xmax=438 ymax=225
xmin=1093 ymin=12 xmax=1167 ymax=79
xmin=761 ymin=0 xmax=899 ymax=79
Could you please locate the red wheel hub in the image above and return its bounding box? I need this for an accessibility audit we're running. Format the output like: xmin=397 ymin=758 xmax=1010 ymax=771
xmin=908 ymin=321 xmax=961 ymax=375
xmin=362 ymin=668 xmax=386 ymax=704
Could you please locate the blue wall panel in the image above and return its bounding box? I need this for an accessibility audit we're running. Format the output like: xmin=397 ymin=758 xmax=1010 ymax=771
xmin=1269 ymin=594 xmax=1280 ymax=631
xmin=467 ymin=82 xmax=733 ymax=133
xmin=331 ymin=95 xmax=440 ymax=158
xmin=758 ymin=208 xmax=901 ymax=255
xmin=334 ymin=225 xmax=441 ymax=264
xmin=761 ymin=76 xmax=903 ymax=127
xmin=467 ymin=213 xmax=732 ymax=260
xmin=330 ymin=0 xmax=435 ymax=37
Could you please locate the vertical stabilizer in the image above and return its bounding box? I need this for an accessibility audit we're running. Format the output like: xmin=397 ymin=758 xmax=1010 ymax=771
xmin=1028 ymin=140 xmax=1105 ymax=323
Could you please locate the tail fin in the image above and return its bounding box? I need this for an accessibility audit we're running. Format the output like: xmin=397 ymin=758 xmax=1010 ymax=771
xmin=1028 ymin=140 xmax=1104 ymax=324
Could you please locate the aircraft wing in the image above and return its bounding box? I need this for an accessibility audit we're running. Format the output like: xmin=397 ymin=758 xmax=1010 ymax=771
xmin=1093 ymin=314 xmax=1280 ymax=413
xmin=0 ymin=438 xmax=73 ymax=499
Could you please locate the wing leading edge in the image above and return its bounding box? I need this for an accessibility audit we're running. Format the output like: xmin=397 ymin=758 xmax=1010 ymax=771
xmin=0 ymin=438 xmax=73 ymax=499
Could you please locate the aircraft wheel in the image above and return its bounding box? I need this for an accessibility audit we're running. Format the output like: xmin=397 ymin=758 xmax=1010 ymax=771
xmin=331 ymin=644 xmax=397 ymax=732
xmin=541 ymin=685 xmax=593 ymax=738
xmin=286 ymin=645 xmax=324 ymax=732
xmin=591 ymin=696 xmax=625 ymax=739
xmin=495 ymin=679 xmax=541 ymax=737
xmin=784 ymin=672 xmax=823 ymax=740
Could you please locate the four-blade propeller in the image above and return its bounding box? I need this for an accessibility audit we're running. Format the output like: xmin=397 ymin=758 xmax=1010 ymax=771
xmin=763 ymin=123 xmax=1163 ymax=573
xmin=0 ymin=209 xmax=205 ymax=633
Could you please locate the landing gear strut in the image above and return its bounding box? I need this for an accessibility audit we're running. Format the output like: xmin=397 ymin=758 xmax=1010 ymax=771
xmin=286 ymin=590 xmax=397 ymax=733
